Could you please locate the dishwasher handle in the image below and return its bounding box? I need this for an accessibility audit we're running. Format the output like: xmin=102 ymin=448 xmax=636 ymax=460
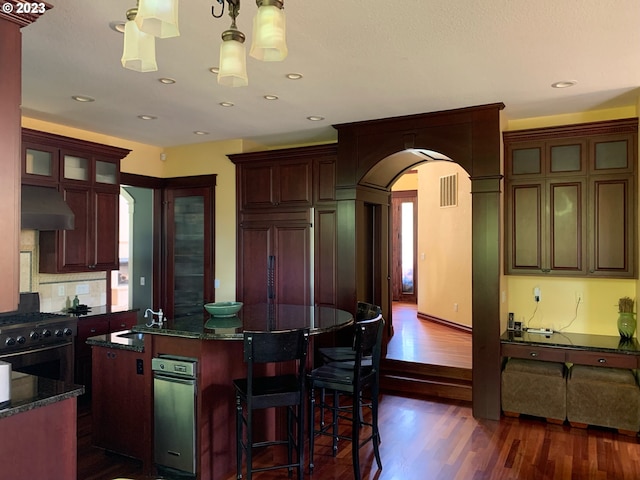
xmin=154 ymin=373 xmax=197 ymax=386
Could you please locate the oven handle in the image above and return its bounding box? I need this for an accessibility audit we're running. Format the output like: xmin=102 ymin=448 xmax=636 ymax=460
xmin=0 ymin=342 xmax=72 ymax=359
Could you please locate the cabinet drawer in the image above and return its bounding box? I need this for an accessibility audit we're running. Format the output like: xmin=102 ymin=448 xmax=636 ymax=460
xmin=501 ymin=343 xmax=566 ymax=362
xmin=565 ymin=350 xmax=637 ymax=369
xmin=76 ymin=317 xmax=109 ymax=358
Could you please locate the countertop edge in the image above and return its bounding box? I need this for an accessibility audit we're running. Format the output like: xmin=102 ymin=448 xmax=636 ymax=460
xmin=0 ymin=377 xmax=84 ymax=420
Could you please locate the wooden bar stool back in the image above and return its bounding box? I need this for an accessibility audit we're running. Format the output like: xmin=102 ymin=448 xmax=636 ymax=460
xmin=233 ymin=328 xmax=310 ymax=480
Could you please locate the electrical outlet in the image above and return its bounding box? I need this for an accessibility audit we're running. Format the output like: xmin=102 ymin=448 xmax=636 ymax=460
xmin=76 ymin=284 xmax=89 ymax=295
xmin=214 ymin=279 xmax=220 ymax=289
xmin=454 ymin=303 xmax=458 ymax=312
xmin=58 ymin=285 xmax=65 ymax=296
xmin=534 ymin=287 xmax=541 ymax=302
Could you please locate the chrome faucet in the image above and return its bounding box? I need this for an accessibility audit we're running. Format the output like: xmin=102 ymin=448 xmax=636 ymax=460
xmin=144 ymin=308 xmax=164 ymax=328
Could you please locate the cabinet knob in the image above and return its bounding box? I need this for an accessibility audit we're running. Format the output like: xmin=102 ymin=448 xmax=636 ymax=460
xmin=598 ymin=358 xmax=607 ymax=364
xmin=530 ymin=352 xmax=538 ymax=357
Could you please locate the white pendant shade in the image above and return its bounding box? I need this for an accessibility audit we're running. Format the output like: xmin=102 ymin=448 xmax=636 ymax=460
xmin=218 ymin=38 xmax=248 ymax=87
xmin=250 ymin=4 xmax=287 ymax=61
xmin=136 ymin=0 xmax=180 ymax=39
xmin=121 ymin=20 xmax=158 ymax=72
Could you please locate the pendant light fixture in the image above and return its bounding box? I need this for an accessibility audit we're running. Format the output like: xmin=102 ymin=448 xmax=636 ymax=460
xmin=136 ymin=0 xmax=180 ymax=39
xmin=217 ymin=0 xmax=248 ymax=87
xmin=212 ymin=0 xmax=287 ymax=86
xmin=250 ymin=0 xmax=287 ymax=61
xmin=121 ymin=5 xmax=158 ymax=72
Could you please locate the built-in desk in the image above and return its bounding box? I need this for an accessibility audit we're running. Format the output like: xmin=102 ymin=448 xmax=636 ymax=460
xmin=501 ymin=330 xmax=640 ymax=433
xmin=501 ymin=330 xmax=640 ymax=368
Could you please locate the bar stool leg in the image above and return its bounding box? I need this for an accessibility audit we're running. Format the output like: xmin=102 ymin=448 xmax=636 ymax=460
xmin=372 ymin=385 xmax=382 ymax=470
xmin=352 ymin=391 xmax=361 ymax=480
xmin=309 ymin=386 xmax=316 ymax=473
xmin=332 ymin=390 xmax=339 ymax=455
xmin=236 ymin=395 xmax=243 ymax=480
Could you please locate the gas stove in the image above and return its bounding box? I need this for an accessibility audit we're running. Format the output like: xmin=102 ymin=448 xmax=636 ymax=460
xmin=0 ymin=294 xmax=77 ymax=354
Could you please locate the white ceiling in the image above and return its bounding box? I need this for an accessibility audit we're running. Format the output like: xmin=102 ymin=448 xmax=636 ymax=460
xmin=19 ymin=0 xmax=640 ymax=148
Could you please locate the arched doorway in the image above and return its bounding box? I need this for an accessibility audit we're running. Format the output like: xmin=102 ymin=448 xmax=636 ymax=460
xmin=333 ymin=103 xmax=504 ymax=420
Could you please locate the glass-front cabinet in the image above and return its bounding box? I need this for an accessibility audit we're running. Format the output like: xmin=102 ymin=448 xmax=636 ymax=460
xmin=163 ymin=183 xmax=215 ymax=323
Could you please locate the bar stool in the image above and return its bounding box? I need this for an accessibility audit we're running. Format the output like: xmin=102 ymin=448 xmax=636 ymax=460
xmin=317 ymin=302 xmax=382 ymax=364
xmin=308 ymin=316 xmax=384 ymax=479
xmin=233 ymin=328 xmax=310 ymax=480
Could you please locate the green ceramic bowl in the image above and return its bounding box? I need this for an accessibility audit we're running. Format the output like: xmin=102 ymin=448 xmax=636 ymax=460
xmin=204 ymin=301 xmax=243 ymax=317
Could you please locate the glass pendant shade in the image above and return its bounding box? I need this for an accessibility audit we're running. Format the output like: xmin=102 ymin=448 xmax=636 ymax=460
xmin=135 ymin=0 xmax=180 ymax=39
xmin=218 ymin=36 xmax=248 ymax=87
xmin=250 ymin=4 xmax=287 ymax=61
xmin=121 ymin=19 xmax=158 ymax=72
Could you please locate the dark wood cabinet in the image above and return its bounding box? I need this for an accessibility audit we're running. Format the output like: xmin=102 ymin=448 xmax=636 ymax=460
xmin=230 ymin=145 xmax=337 ymax=307
xmin=22 ymin=129 xmax=130 ymax=273
xmin=239 ymin=158 xmax=312 ymax=209
xmin=92 ymin=345 xmax=147 ymax=459
xmin=75 ymin=311 xmax=138 ymax=397
xmin=504 ymin=118 xmax=637 ymax=278
xmin=238 ymin=211 xmax=312 ymax=305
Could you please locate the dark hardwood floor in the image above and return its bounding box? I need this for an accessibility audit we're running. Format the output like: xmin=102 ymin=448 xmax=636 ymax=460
xmin=78 ymin=303 xmax=640 ymax=479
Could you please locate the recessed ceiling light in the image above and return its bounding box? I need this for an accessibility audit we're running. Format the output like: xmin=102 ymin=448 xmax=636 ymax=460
xmin=109 ymin=21 xmax=126 ymax=33
xmin=137 ymin=115 xmax=157 ymax=120
xmin=286 ymin=73 xmax=303 ymax=80
xmin=209 ymin=67 xmax=220 ymax=74
xmin=219 ymin=102 xmax=234 ymax=107
xmin=551 ymin=80 xmax=577 ymax=89
xmin=263 ymin=95 xmax=279 ymax=100
xmin=194 ymin=131 xmax=209 ymax=135
xmin=307 ymin=116 xmax=324 ymax=121
xmin=159 ymin=78 xmax=176 ymax=84
xmin=72 ymin=95 xmax=95 ymax=102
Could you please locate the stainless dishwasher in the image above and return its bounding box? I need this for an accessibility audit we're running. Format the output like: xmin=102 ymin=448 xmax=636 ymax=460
xmin=152 ymin=355 xmax=198 ymax=475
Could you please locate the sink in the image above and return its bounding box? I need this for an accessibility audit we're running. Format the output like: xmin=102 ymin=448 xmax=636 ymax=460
xmin=116 ymin=331 xmax=145 ymax=341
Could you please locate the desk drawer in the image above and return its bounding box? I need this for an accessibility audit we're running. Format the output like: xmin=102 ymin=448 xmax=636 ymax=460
xmin=501 ymin=343 xmax=565 ymax=362
xmin=565 ymin=350 xmax=637 ymax=369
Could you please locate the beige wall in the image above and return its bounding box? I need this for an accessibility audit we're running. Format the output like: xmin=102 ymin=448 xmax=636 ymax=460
xmin=417 ymin=162 xmax=473 ymax=328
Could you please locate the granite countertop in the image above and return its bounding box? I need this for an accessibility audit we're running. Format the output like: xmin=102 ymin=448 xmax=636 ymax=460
xmin=501 ymin=330 xmax=640 ymax=355
xmin=0 ymin=372 xmax=84 ymax=420
xmin=68 ymin=306 xmax=138 ymax=319
xmin=133 ymin=304 xmax=354 ymax=340
xmin=86 ymin=329 xmax=145 ymax=352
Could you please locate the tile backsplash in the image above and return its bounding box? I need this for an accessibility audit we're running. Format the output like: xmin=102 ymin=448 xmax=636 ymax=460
xmin=20 ymin=230 xmax=106 ymax=312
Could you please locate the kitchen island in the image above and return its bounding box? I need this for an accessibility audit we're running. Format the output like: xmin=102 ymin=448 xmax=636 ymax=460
xmin=0 ymin=372 xmax=83 ymax=480
xmin=90 ymin=304 xmax=353 ymax=480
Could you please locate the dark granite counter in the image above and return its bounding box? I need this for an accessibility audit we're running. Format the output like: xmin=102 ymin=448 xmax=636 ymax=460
xmin=501 ymin=330 xmax=640 ymax=355
xmin=86 ymin=329 xmax=145 ymax=352
xmin=68 ymin=306 xmax=138 ymax=319
xmin=133 ymin=304 xmax=354 ymax=340
xmin=0 ymin=372 xmax=84 ymax=420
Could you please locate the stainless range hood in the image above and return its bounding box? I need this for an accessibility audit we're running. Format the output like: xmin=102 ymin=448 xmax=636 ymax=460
xmin=21 ymin=185 xmax=75 ymax=230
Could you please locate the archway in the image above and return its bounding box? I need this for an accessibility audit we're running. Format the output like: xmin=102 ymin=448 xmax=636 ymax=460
xmin=333 ymin=103 xmax=504 ymax=420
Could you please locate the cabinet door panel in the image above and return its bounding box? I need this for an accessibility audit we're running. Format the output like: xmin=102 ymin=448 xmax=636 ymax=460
xmin=241 ymin=164 xmax=274 ymax=209
xmin=507 ymin=182 xmax=543 ymax=272
xmin=273 ymin=223 xmax=311 ymax=305
xmin=589 ymin=176 xmax=634 ymax=276
xmin=61 ymin=186 xmax=91 ymax=270
xmin=93 ymin=189 xmax=118 ymax=269
xmin=238 ymin=225 xmax=271 ymax=305
xmin=278 ymin=161 xmax=312 ymax=206
xmin=549 ymin=180 xmax=585 ymax=273
xmin=315 ymin=209 xmax=337 ymax=307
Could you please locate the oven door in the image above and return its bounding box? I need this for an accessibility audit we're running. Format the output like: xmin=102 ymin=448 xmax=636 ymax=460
xmin=0 ymin=341 xmax=74 ymax=384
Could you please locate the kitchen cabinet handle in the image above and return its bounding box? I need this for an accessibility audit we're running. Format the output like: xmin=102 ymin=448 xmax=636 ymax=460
xmin=530 ymin=352 xmax=538 ymax=357
xmin=598 ymin=358 xmax=607 ymax=364
xmin=90 ymin=328 xmax=96 ymax=333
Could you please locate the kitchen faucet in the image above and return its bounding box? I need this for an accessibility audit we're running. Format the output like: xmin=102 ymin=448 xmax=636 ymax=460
xmin=144 ymin=308 xmax=164 ymax=328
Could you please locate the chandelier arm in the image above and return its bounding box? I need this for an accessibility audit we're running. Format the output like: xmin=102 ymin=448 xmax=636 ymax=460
xmin=211 ymin=0 xmax=225 ymax=18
